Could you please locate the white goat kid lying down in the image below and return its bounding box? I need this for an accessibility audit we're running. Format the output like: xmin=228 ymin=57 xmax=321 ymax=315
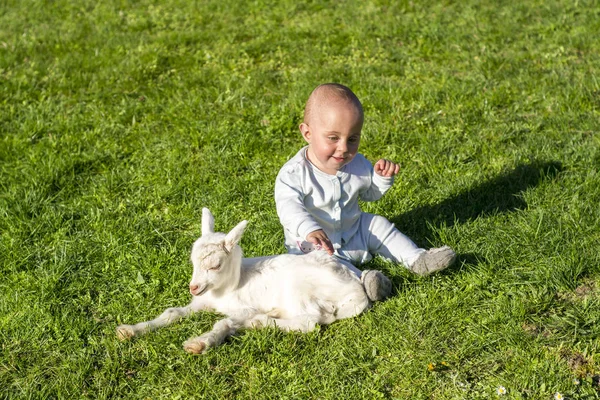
xmin=116 ymin=208 xmax=371 ymax=354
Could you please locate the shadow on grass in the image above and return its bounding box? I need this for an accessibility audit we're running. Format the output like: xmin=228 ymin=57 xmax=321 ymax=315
xmin=387 ymin=161 xmax=563 ymax=278
xmin=381 ymin=254 xmax=486 ymax=295
xmin=391 ymin=160 xmax=563 ymax=245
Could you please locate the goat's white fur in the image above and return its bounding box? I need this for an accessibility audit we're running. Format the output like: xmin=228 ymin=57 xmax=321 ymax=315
xmin=116 ymin=208 xmax=371 ymax=354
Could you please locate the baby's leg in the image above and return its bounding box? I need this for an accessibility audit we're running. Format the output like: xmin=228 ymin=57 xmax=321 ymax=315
xmin=334 ymin=257 xmax=363 ymax=277
xmin=335 ymin=222 xmax=396 ymax=301
xmin=363 ymin=213 xmax=457 ymax=274
xmin=362 ymin=213 xmax=425 ymax=268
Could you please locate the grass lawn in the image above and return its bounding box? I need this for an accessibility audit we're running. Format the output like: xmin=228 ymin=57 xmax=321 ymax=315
xmin=1 ymin=0 xmax=600 ymax=398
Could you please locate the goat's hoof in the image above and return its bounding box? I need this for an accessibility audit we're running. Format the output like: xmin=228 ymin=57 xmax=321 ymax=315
xmin=183 ymin=338 xmax=207 ymax=354
xmin=116 ymin=325 xmax=135 ymax=341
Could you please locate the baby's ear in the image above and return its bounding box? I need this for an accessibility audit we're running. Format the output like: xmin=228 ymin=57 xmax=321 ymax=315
xmin=299 ymin=123 xmax=311 ymax=142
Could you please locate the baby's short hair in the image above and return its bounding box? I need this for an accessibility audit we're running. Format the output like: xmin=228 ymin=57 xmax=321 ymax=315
xmin=303 ymin=83 xmax=363 ymax=124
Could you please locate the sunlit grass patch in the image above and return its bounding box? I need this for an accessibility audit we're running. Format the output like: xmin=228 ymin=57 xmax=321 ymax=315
xmin=1 ymin=0 xmax=600 ymax=398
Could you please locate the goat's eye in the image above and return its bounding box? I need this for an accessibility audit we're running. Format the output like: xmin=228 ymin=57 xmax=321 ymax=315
xmin=209 ymin=264 xmax=221 ymax=271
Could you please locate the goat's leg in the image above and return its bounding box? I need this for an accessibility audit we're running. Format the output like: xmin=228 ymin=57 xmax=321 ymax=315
xmin=183 ymin=317 xmax=242 ymax=354
xmin=335 ymin=292 xmax=371 ymax=320
xmin=117 ymin=305 xmax=194 ymax=340
xmin=247 ymin=314 xmax=321 ymax=333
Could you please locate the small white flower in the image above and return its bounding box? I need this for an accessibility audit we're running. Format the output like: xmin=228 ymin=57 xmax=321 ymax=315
xmin=554 ymin=393 xmax=564 ymax=400
xmin=496 ymin=386 xmax=507 ymax=395
xmin=573 ymin=378 xmax=580 ymax=385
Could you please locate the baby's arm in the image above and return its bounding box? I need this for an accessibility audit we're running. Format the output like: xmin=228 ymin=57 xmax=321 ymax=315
xmin=275 ymin=169 xmax=327 ymax=249
xmin=306 ymin=230 xmax=334 ymax=255
xmin=374 ymin=159 xmax=400 ymax=177
xmin=359 ymin=158 xmax=399 ymax=201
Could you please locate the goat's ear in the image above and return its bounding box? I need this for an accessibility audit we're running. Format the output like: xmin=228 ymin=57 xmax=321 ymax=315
xmin=201 ymin=208 xmax=215 ymax=235
xmin=224 ymin=220 xmax=248 ymax=249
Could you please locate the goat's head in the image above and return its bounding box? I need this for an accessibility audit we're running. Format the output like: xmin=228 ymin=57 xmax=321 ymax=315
xmin=189 ymin=208 xmax=247 ymax=296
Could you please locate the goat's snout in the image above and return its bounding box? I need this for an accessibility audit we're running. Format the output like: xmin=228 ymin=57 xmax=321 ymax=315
xmin=189 ymin=283 xmax=201 ymax=296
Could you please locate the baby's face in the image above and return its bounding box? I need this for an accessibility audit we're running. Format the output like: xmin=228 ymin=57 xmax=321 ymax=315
xmin=301 ymin=101 xmax=363 ymax=175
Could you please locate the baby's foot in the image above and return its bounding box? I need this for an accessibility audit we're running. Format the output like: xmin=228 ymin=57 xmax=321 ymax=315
xmin=361 ymin=270 xmax=392 ymax=302
xmin=410 ymin=246 xmax=457 ymax=276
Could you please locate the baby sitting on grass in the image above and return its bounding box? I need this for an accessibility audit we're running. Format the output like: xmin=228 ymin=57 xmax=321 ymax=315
xmin=274 ymin=83 xmax=457 ymax=301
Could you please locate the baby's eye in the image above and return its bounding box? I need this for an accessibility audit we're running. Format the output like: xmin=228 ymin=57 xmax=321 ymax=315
xmin=348 ymin=136 xmax=360 ymax=143
xmin=328 ymin=136 xmax=339 ymax=142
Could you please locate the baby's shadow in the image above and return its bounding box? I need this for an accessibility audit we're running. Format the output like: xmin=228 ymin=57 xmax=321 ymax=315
xmin=390 ymin=160 xmax=563 ymax=247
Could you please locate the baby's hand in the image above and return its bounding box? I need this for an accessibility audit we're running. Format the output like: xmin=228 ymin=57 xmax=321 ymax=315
xmin=306 ymin=230 xmax=334 ymax=255
xmin=374 ymin=159 xmax=400 ymax=177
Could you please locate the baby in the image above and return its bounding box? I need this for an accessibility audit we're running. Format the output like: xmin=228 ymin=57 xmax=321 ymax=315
xmin=274 ymin=83 xmax=457 ymax=301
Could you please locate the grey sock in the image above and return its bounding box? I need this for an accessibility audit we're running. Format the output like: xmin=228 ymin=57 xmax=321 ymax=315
xmin=410 ymin=246 xmax=457 ymax=276
xmin=361 ymin=270 xmax=392 ymax=302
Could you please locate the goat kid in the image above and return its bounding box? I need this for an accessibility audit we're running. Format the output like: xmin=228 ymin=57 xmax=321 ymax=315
xmin=116 ymin=208 xmax=371 ymax=354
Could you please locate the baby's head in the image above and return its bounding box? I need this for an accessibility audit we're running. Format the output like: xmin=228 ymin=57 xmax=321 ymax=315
xmin=299 ymin=83 xmax=364 ymax=175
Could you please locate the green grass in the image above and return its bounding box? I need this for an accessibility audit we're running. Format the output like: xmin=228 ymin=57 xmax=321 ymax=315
xmin=1 ymin=0 xmax=599 ymax=398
